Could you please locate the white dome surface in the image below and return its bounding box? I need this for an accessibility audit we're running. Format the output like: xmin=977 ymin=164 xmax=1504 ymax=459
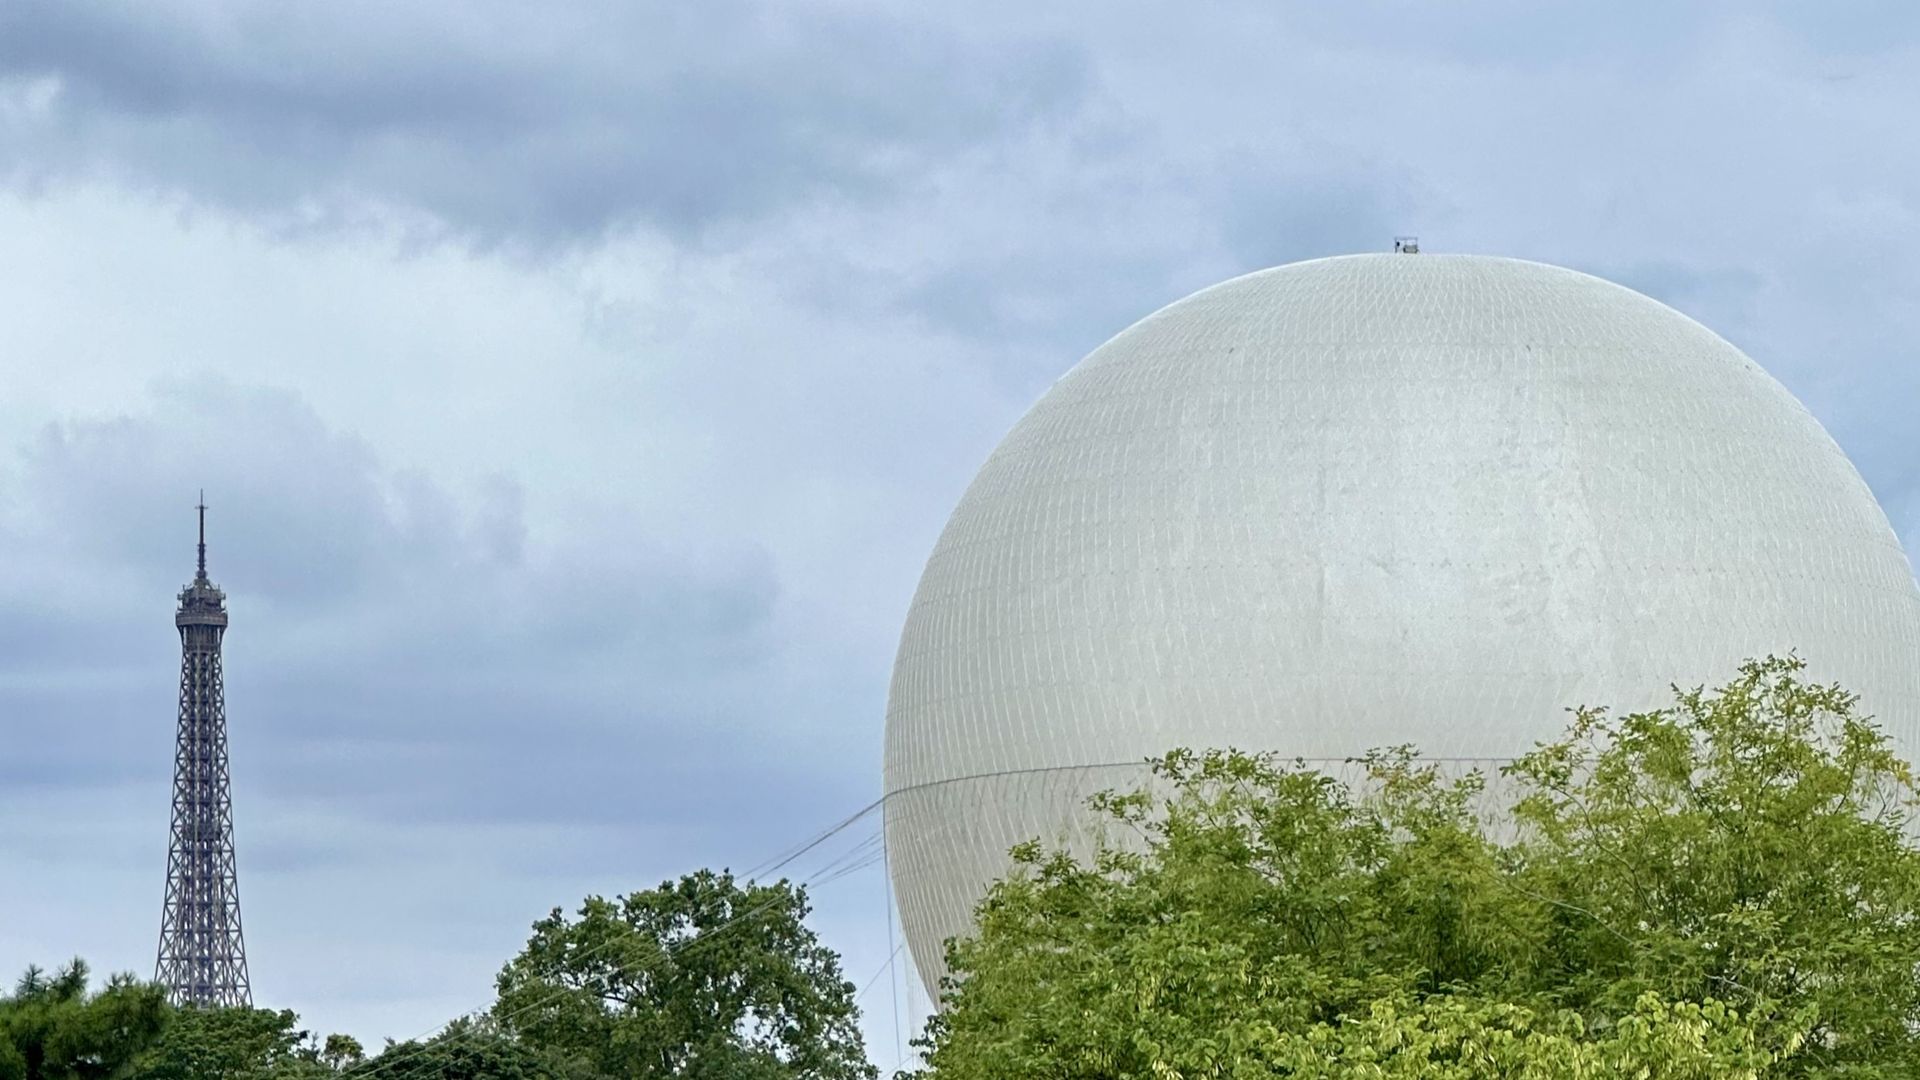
xmin=883 ymin=253 xmax=1920 ymax=993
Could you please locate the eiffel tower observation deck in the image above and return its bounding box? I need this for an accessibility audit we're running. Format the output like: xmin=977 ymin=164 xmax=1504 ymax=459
xmin=155 ymin=497 xmax=251 ymax=1006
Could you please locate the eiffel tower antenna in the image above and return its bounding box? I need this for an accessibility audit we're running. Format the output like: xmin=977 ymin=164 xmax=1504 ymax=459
xmin=156 ymin=495 xmax=251 ymax=1006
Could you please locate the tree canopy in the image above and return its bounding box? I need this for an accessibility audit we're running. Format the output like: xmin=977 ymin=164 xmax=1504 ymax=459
xmin=0 ymin=960 xmax=167 ymax=1080
xmin=910 ymin=656 xmax=1920 ymax=1078
xmin=344 ymin=1017 xmax=567 ymax=1080
xmin=2 ymin=964 xmax=380 ymax=1080
xmin=492 ymin=869 xmax=875 ymax=1080
xmin=6 ymin=867 xmax=876 ymax=1080
xmin=130 ymin=1005 xmax=334 ymax=1080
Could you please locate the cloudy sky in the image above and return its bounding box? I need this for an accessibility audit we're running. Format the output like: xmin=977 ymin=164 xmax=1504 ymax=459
xmin=3 ymin=0 xmax=1918 ymax=1065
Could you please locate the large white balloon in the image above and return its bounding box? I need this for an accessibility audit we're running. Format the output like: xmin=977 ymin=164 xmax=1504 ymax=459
xmin=883 ymin=253 xmax=1920 ymax=994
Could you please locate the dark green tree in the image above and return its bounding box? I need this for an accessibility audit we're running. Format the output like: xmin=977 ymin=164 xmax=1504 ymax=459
xmin=911 ymin=657 xmax=1920 ymax=1078
xmin=346 ymin=1018 xmax=577 ymax=1080
xmin=128 ymin=1006 xmax=329 ymax=1080
xmin=0 ymin=960 xmax=167 ymax=1080
xmin=493 ymin=870 xmax=875 ymax=1080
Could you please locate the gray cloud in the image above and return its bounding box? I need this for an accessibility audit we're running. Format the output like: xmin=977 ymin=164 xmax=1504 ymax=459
xmin=0 ymin=1 xmax=1087 ymax=247
xmin=0 ymin=379 xmax=805 ymax=833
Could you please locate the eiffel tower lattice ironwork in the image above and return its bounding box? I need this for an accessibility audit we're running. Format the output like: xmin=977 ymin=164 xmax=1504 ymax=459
xmin=155 ymin=496 xmax=252 ymax=1006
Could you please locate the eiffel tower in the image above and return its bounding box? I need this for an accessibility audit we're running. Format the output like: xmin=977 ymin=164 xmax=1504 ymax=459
xmin=155 ymin=497 xmax=251 ymax=1006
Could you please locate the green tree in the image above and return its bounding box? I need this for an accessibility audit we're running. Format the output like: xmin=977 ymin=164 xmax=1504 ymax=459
xmin=1505 ymin=654 xmax=1920 ymax=1069
xmin=911 ymin=657 xmax=1919 ymax=1078
xmin=318 ymin=1035 xmax=362 ymax=1072
xmin=345 ymin=1018 xmax=578 ymax=1080
xmin=0 ymin=960 xmax=167 ymax=1080
xmin=1253 ymin=993 xmax=1787 ymax=1079
xmin=128 ymin=1005 xmax=333 ymax=1080
xmin=493 ymin=870 xmax=875 ymax=1080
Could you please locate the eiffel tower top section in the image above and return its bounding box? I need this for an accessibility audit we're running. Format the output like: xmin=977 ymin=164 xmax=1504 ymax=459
xmin=178 ymin=494 xmax=228 ymax=630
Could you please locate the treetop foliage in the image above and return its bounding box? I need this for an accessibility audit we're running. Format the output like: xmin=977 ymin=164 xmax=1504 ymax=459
xmin=492 ymin=868 xmax=876 ymax=1080
xmin=912 ymin=656 xmax=1920 ymax=1078
xmin=0 ymin=959 xmax=166 ymax=1080
xmin=4 ymin=869 xmax=876 ymax=1080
